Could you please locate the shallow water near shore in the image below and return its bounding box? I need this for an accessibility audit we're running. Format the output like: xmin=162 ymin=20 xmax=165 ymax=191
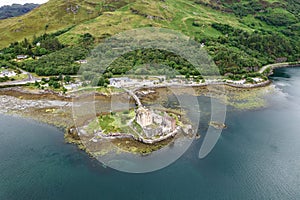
xmin=0 ymin=67 xmax=300 ymax=199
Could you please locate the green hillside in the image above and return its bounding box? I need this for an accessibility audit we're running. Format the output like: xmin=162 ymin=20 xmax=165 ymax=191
xmin=0 ymin=0 xmax=299 ymax=77
xmin=0 ymin=0 xmax=134 ymax=48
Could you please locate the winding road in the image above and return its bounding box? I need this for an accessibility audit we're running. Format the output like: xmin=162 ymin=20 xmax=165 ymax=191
xmin=259 ymin=62 xmax=300 ymax=74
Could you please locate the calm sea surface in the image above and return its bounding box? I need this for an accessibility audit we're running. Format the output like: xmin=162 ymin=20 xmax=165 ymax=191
xmin=0 ymin=67 xmax=300 ymax=200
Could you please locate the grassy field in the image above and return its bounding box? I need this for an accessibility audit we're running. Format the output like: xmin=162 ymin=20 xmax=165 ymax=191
xmin=57 ymin=0 xmax=255 ymax=44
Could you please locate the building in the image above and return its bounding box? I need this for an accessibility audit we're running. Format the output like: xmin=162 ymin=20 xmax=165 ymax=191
xmin=153 ymin=113 xmax=163 ymax=124
xmin=136 ymin=107 xmax=153 ymax=127
xmin=64 ymin=82 xmax=82 ymax=90
xmin=17 ymin=55 xmax=28 ymax=60
xmin=143 ymin=127 xmax=163 ymax=138
xmin=163 ymin=113 xmax=176 ymax=132
xmin=109 ymin=77 xmax=132 ymax=87
xmin=75 ymin=60 xmax=88 ymax=64
xmin=0 ymin=70 xmax=16 ymax=78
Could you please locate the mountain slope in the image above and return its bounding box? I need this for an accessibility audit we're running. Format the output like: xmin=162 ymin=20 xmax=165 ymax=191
xmin=0 ymin=0 xmax=298 ymax=76
xmin=0 ymin=0 xmax=134 ymax=48
xmin=0 ymin=0 xmax=298 ymax=48
xmin=59 ymin=0 xmax=251 ymax=44
xmin=0 ymin=3 xmax=39 ymax=20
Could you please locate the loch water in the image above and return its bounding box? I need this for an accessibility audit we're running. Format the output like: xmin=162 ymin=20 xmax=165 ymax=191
xmin=0 ymin=67 xmax=300 ymax=200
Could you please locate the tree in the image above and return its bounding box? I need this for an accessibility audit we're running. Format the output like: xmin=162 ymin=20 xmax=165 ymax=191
xmin=34 ymin=47 xmax=47 ymax=56
xmin=64 ymin=75 xmax=71 ymax=83
xmin=246 ymin=77 xmax=254 ymax=83
xmin=80 ymin=33 xmax=94 ymax=47
xmin=40 ymin=38 xmax=63 ymax=52
xmin=34 ymin=81 xmax=39 ymax=87
xmin=62 ymin=87 xmax=67 ymax=94
xmin=97 ymin=76 xmax=105 ymax=86
xmin=52 ymin=81 xmax=61 ymax=89
xmin=58 ymin=74 xmax=63 ymax=81
xmin=185 ymin=73 xmax=190 ymax=79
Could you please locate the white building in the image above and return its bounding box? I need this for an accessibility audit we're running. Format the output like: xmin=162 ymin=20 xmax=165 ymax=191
xmin=17 ymin=55 xmax=28 ymax=60
xmin=0 ymin=70 xmax=16 ymax=77
xmin=109 ymin=77 xmax=132 ymax=87
xmin=75 ymin=60 xmax=88 ymax=64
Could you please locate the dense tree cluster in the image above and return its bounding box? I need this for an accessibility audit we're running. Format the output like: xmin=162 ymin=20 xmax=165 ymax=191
xmin=86 ymin=22 xmax=299 ymax=77
xmin=106 ymin=49 xmax=201 ymax=76
xmin=79 ymin=48 xmax=206 ymax=84
xmin=195 ymin=0 xmax=299 ymax=27
xmin=21 ymin=46 xmax=88 ymax=76
xmin=255 ymin=10 xmax=297 ymax=27
xmin=204 ymin=23 xmax=299 ymax=74
xmin=2 ymin=35 xmax=64 ymax=57
xmin=191 ymin=1 xmax=299 ymax=76
xmin=0 ymin=28 xmax=94 ymax=76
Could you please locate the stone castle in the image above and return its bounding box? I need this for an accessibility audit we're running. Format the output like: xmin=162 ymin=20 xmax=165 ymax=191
xmin=136 ymin=107 xmax=177 ymax=138
xmin=136 ymin=107 xmax=153 ymax=127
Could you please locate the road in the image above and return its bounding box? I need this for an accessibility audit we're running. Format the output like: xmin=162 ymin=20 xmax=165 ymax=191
xmin=259 ymin=62 xmax=300 ymax=74
xmin=122 ymin=88 xmax=142 ymax=107
xmin=0 ymin=69 xmax=39 ymax=87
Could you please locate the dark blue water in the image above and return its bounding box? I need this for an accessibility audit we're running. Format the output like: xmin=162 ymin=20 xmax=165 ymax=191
xmin=1 ymin=67 xmax=300 ymax=200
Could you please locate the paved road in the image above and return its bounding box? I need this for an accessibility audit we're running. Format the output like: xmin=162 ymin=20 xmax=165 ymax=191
xmin=0 ymin=69 xmax=39 ymax=87
xmin=123 ymin=88 xmax=142 ymax=107
xmin=259 ymin=62 xmax=300 ymax=74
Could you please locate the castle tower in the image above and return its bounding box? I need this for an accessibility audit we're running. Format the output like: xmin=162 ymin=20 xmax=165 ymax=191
xmin=136 ymin=107 xmax=153 ymax=127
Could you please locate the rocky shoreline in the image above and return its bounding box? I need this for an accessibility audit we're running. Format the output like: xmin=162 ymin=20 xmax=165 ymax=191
xmin=0 ymin=79 xmax=277 ymax=126
xmin=0 ymin=64 xmax=292 ymax=155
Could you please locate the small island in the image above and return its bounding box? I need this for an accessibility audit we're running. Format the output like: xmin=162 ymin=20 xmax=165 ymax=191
xmin=209 ymin=121 xmax=227 ymax=130
xmin=79 ymin=106 xmax=193 ymax=144
xmin=73 ymin=83 xmax=194 ymax=155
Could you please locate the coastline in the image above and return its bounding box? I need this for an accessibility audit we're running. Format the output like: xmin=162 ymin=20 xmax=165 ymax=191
xmin=259 ymin=61 xmax=300 ymax=75
xmin=0 ymin=62 xmax=298 ymax=156
xmin=0 ymin=61 xmax=294 ymax=126
xmin=113 ymin=62 xmax=300 ymax=91
xmin=0 ymin=61 xmax=298 ymax=92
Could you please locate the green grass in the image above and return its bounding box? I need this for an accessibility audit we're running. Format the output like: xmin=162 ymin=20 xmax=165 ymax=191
xmin=12 ymin=73 xmax=28 ymax=80
xmin=96 ymin=109 xmax=136 ymax=134
xmin=98 ymin=115 xmax=118 ymax=133
xmin=132 ymin=120 xmax=143 ymax=133
xmin=74 ymin=86 xmax=125 ymax=94
xmin=95 ymin=86 xmax=125 ymax=94
xmin=57 ymin=0 xmax=263 ymax=44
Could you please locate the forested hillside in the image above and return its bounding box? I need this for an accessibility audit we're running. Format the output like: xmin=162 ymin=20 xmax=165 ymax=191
xmin=0 ymin=0 xmax=299 ymax=78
